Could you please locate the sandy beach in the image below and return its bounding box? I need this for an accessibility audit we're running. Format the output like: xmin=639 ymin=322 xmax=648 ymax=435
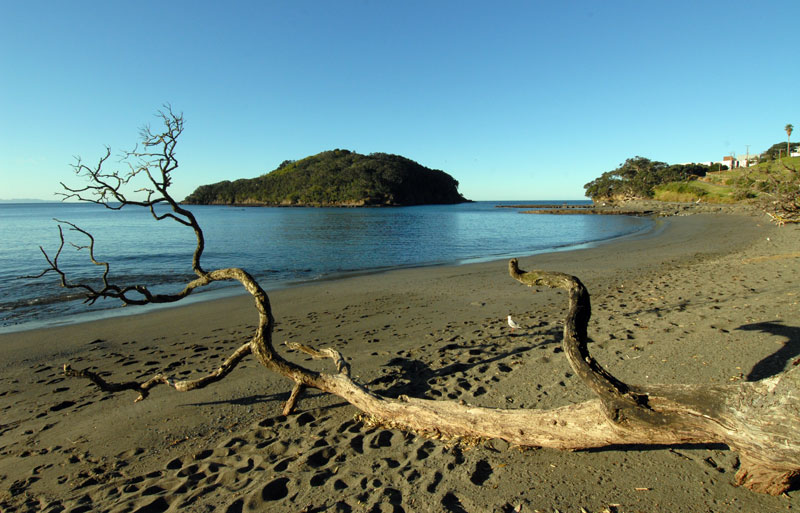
xmin=1 ymin=210 xmax=799 ymax=512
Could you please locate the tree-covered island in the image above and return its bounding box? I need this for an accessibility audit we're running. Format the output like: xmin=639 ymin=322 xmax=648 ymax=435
xmin=183 ymin=149 xmax=468 ymax=206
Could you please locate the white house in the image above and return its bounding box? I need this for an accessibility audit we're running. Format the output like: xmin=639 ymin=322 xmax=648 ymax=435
xmin=693 ymin=156 xmax=749 ymax=169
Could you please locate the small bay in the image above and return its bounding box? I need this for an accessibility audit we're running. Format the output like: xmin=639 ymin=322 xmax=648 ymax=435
xmin=0 ymin=201 xmax=652 ymax=331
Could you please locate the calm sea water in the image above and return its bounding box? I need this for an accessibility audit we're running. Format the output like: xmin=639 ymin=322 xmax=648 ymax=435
xmin=0 ymin=201 xmax=652 ymax=331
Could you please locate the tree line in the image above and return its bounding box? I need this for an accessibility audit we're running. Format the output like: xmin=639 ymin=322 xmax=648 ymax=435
xmin=583 ymin=157 xmax=711 ymax=201
xmin=584 ymin=138 xmax=797 ymax=202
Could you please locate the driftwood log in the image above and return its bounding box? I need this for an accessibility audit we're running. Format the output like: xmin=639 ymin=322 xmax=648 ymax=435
xmin=44 ymin=109 xmax=799 ymax=495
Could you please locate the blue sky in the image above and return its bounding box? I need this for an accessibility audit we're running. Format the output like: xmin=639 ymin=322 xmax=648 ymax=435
xmin=1 ymin=1 xmax=797 ymax=201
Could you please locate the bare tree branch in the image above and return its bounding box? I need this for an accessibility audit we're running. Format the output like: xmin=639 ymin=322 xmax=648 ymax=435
xmin=64 ymin=341 xmax=252 ymax=402
xmin=739 ymin=159 xmax=800 ymax=225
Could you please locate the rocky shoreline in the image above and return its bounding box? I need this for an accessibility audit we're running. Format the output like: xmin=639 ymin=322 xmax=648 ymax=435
xmin=500 ymin=200 xmax=760 ymax=217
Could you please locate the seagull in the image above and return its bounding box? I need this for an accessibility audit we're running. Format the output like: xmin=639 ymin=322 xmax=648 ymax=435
xmin=507 ymin=315 xmax=521 ymax=332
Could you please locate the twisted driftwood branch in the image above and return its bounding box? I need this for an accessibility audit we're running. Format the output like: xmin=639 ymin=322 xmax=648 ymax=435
xmin=49 ymin=108 xmax=800 ymax=495
xmin=64 ymin=342 xmax=253 ymax=402
xmin=506 ymin=258 xmax=800 ymax=495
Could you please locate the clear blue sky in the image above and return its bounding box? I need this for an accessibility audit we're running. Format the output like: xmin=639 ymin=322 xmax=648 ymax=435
xmin=1 ymin=1 xmax=797 ymax=201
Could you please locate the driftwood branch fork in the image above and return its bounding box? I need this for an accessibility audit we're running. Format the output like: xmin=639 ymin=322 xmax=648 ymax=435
xmin=45 ymin=108 xmax=800 ymax=495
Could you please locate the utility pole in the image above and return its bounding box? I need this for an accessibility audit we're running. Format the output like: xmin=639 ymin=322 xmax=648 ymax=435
xmin=745 ymin=145 xmax=750 ymax=167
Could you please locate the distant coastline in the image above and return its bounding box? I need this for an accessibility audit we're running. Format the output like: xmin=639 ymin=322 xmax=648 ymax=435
xmin=0 ymin=198 xmax=55 ymax=203
xmin=500 ymin=200 xmax=758 ymax=217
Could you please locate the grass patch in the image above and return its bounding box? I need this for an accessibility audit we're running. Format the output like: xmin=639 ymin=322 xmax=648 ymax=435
xmin=703 ymin=156 xmax=800 ymax=185
xmin=656 ymin=156 xmax=799 ymax=203
xmin=653 ymin=180 xmax=737 ymax=203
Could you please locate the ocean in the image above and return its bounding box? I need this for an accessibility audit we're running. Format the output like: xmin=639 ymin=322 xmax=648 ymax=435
xmin=0 ymin=201 xmax=652 ymax=332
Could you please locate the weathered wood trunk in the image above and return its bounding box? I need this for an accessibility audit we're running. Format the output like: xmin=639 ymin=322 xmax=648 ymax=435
xmin=276 ymin=259 xmax=800 ymax=494
xmin=53 ymin=109 xmax=800 ymax=495
xmin=62 ymin=258 xmax=800 ymax=495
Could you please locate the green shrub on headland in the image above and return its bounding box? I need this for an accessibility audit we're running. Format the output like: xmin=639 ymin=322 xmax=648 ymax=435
xmin=585 ymin=151 xmax=799 ymax=206
xmin=583 ymin=157 xmax=710 ymax=202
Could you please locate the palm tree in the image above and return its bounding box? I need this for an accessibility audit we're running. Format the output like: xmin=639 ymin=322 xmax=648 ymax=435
xmin=787 ymin=124 xmax=794 ymax=157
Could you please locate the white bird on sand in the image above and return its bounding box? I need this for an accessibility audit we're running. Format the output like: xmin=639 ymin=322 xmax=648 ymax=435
xmin=507 ymin=315 xmax=521 ymax=332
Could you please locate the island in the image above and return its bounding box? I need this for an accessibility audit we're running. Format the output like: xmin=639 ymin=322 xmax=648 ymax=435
xmin=183 ymin=149 xmax=468 ymax=206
